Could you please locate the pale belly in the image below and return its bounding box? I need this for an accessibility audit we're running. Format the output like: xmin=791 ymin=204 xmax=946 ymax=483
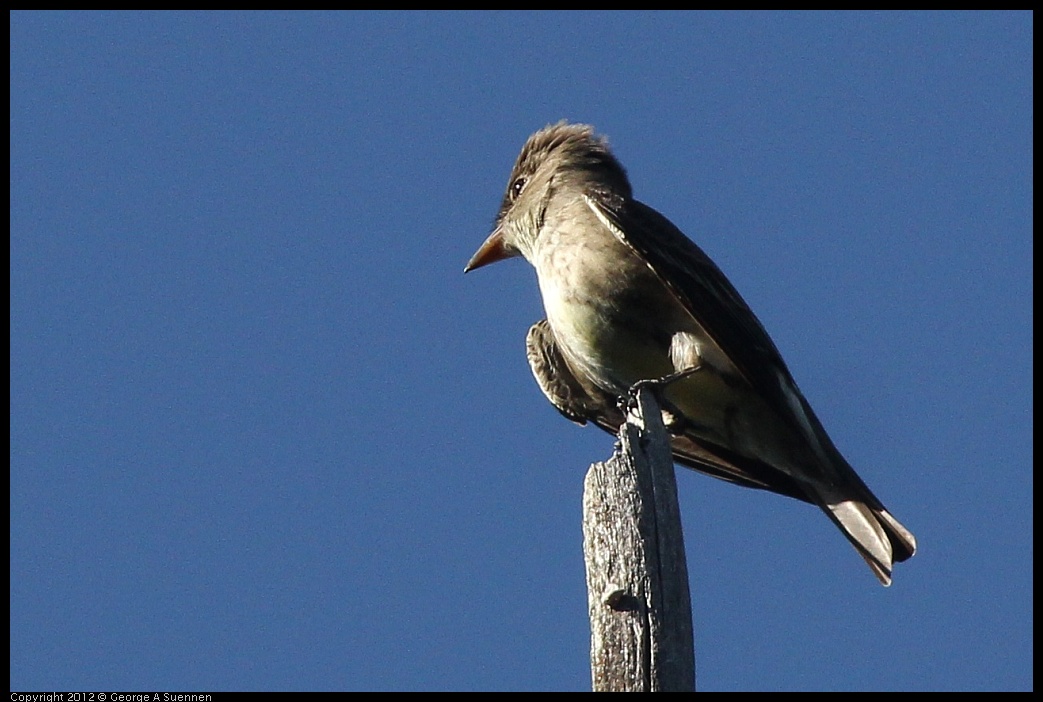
xmin=528 ymin=219 xmax=817 ymax=469
xmin=538 ymin=257 xmax=674 ymax=391
xmin=537 ymin=258 xmax=808 ymax=467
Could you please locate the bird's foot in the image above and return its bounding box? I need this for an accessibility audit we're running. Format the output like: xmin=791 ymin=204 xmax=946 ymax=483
xmin=619 ymin=365 xmax=703 ymax=433
xmin=630 ymin=364 xmax=703 ymax=396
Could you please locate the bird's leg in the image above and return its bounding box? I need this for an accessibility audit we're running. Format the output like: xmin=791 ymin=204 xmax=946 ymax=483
xmin=620 ymin=364 xmax=704 ymax=434
xmin=632 ymin=364 xmax=704 ymax=393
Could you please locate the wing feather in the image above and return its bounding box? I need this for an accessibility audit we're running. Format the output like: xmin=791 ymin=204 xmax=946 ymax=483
xmin=583 ymin=191 xmax=804 ymax=435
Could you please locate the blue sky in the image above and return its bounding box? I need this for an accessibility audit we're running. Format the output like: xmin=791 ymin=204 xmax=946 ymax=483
xmin=10 ymin=11 xmax=1031 ymax=692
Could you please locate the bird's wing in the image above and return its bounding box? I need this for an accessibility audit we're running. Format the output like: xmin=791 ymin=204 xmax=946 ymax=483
xmin=526 ymin=319 xmax=813 ymax=503
xmin=582 ymin=191 xmax=805 ymax=432
xmin=525 ymin=318 xmax=619 ymax=426
xmin=582 ymin=193 xmax=918 ymax=572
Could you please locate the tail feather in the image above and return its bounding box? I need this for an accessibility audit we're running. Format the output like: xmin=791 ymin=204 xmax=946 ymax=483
xmin=875 ymin=508 xmax=918 ymax=564
xmin=812 ymin=485 xmax=917 ymax=586
xmin=822 ymin=496 xmax=895 ymax=586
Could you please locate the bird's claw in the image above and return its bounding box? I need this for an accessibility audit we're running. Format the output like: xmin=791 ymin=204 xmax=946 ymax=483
xmin=618 ymin=364 xmax=703 ymax=432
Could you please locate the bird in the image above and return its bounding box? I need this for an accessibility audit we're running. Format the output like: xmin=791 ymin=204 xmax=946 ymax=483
xmin=464 ymin=121 xmax=916 ymax=585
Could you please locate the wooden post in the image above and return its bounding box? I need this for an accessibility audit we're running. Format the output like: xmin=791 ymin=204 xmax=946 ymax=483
xmin=582 ymin=387 xmax=696 ymax=692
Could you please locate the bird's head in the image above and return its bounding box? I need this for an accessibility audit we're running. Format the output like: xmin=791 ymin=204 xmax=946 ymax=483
xmin=464 ymin=121 xmax=631 ymax=272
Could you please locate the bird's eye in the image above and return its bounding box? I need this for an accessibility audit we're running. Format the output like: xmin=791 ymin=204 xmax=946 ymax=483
xmin=510 ymin=177 xmax=526 ymax=201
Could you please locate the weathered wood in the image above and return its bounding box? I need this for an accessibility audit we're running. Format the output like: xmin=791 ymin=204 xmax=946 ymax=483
xmin=582 ymin=387 xmax=695 ymax=692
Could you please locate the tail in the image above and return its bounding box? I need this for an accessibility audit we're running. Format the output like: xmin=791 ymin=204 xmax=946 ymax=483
xmin=809 ymin=480 xmax=917 ymax=586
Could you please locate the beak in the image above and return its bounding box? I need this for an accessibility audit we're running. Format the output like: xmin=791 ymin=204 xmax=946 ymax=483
xmin=464 ymin=228 xmax=515 ymax=272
